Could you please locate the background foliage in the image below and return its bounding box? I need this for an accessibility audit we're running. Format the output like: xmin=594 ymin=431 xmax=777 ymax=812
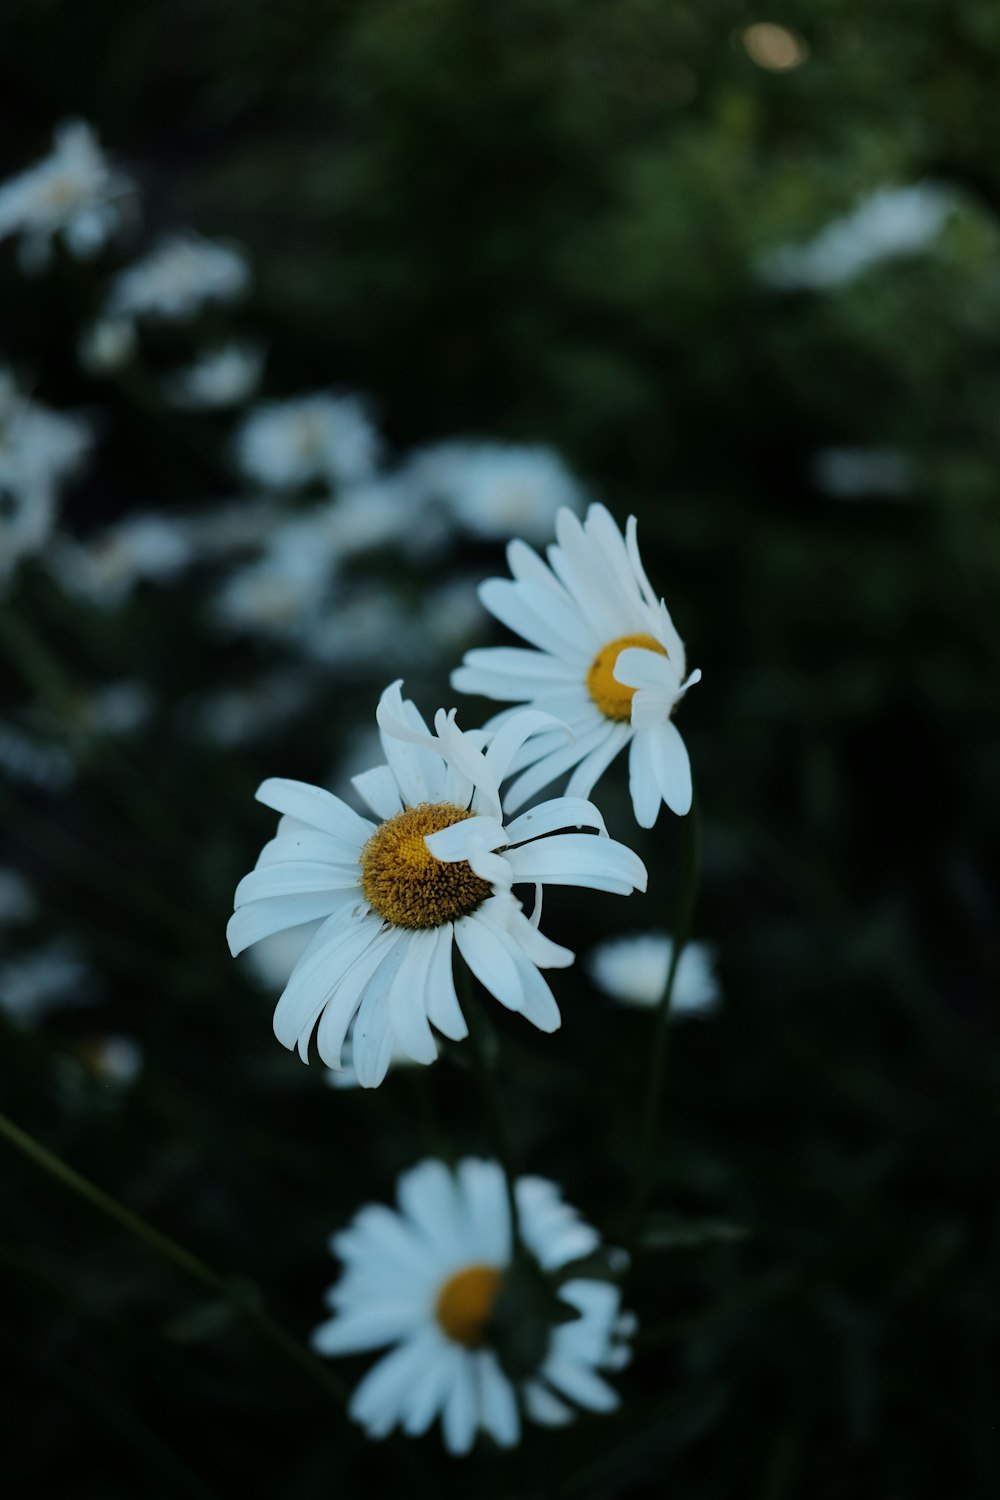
xmin=1 ymin=2 xmax=998 ymax=1495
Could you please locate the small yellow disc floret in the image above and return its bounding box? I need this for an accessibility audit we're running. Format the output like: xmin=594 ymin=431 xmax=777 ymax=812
xmin=435 ymin=1264 xmax=503 ymax=1348
xmin=360 ymin=802 xmax=493 ymax=930
xmin=586 ymin=633 xmax=667 ymax=722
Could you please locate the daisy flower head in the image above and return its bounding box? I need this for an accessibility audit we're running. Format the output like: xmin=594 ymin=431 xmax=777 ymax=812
xmin=235 ymin=392 xmax=380 ymax=491
xmin=452 ymin=503 xmax=701 ymax=828
xmin=227 ymin=681 xmax=647 ymax=1086
xmin=107 ymin=232 xmax=250 ymax=323
xmin=312 ymin=1157 xmax=634 ymax=1453
xmin=0 ymin=120 xmax=134 ymax=271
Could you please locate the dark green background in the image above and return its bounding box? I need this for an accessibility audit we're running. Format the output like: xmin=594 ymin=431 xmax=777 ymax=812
xmin=1 ymin=3 xmax=998 ymax=1496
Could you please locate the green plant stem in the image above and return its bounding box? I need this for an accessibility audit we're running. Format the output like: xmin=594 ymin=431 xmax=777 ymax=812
xmin=624 ymin=785 xmax=703 ymax=1261
xmin=0 ymin=1108 xmax=348 ymax=1408
xmin=460 ymin=970 xmax=524 ymax=1257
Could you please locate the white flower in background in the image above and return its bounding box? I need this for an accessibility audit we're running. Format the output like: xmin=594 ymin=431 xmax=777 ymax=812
xmin=75 ymin=1034 xmax=144 ymax=1088
xmin=0 ymin=722 xmax=75 ymax=792
xmin=409 ymin=440 xmax=585 ymax=543
xmin=81 ymin=681 xmax=153 ymax=738
xmin=313 ymin=1157 xmax=634 ymax=1453
xmin=48 ymin=512 xmax=193 ymax=609
xmin=811 ymin=447 xmax=913 ymax=500
xmin=107 ymin=232 xmax=250 ymax=322
xmin=587 ymin=933 xmax=720 ymax=1017
xmin=188 ymin=672 xmax=312 ymax=749
xmin=759 ymin=184 xmax=955 ymax=291
xmin=182 ymin=498 xmax=277 ymax=560
xmin=0 ymin=867 xmax=36 ymax=925
xmin=324 ymin=473 xmax=448 ymax=562
xmin=0 ymin=120 xmax=134 ymax=271
xmin=163 ymin=342 xmax=264 ymax=410
xmin=228 ymin=681 xmax=646 ymax=1085
xmin=77 ymin=316 xmax=137 ymax=376
xmin=235 ymin=393 xmax=380 ymax=491
xmin=0 ymin=371 xmax=92 ymax=582
xmin=0 ymin=940 xmax=96 ymax=1026
xmin=453 ymin=503 xmax=700 ymax=828
xmin=422 ymin=574 xmax=489 ymax=657
xmin=300 ymin=588 xmax=415 ymax=673
xmin=212 ymin=515 xmax=339 ymax=636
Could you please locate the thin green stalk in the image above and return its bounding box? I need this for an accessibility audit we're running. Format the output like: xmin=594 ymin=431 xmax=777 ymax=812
xmin=460 ymin=969 xmax=524 ymax=1256
xmin=624 ymin=785 xmax=703 ymax=1261
xmin=0 ymin=1109 xmax=348 ymax=1408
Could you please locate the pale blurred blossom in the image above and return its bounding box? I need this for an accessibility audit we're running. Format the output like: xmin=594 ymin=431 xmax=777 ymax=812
xmin=78 ymin=317 xmax=137 ymax=376
xmin=587 ymin=933 xmax=720 ymax=1017
xmin=108 ymin=232 xmax=250 ymax=322
xmin=0 ymin=722 xmax=75 ymax=791
xmin=188 ymin=673 xmax=312 ymax=748
xmin=212 ymin=516 xmax=338 ymax=636
xmin=811 ymin=447 xmax=913 ymax=500
xmin=0 ymin=120 xmax=134 ymax=271
xmin=163 ymin=342 xmax=264 ymax=410
xmin=408 ymin=440 xmax=586 ymax=542
xmin=0 ymin=370 xmax=92 ymax=582
xmin=48 ymin=512 xmax=193 ymax=608
xmin=0 ymin=868 xmax=36 ymax=925
xmin=0 ymin=940 xmax=96 ymax=1026
xmin=760 ymin=184 xmax=955 ymax=290
xmin=235 ymin=393 xmax=380 ymax=491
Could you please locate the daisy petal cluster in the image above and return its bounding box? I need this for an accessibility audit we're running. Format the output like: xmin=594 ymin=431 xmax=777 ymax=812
xmin=407 ymin=440 xmax=586 ymax=543
xmin=107 ymin=232 xmax=250 ymax=323
xmin=163 ymin=342 xmax=264 ymax=410
xmin=453 ymin=502 xmax=701 ymax=827
xmin=312 ymin=1157 xmax=633 ymax=1453
xmin=228 ymin=680 xmax=646 ymax=1085
xmin=235 ymin=392 xmax=380 ymax=491
xmin=0 ymin=120 xmax=133 ymax=270
xmin=587 ymin=933 xmax=720 ymax=1016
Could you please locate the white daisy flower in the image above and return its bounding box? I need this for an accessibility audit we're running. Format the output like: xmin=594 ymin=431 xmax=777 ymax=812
xmin=0 ymin=120 xmax=134 ymax=271
xmin=227 ymin=681 xmax=646 ymax=1085
xmin=107 ymin=232 xmax=250 ymax=322
xmin=452 ymin=503 xmax=700 ymax=828
xmin=408 ymin=440 xmax=585 ymax=543
xmin=759 ymin=183 xmax=954 ymax=291
xmin=0 ymin=371 xmax=92 ymax=583
xmin=235 ymin=393 xmax=380 ymax=491
xmin=312 ymin=1157 xmax=634 ymax=1453
xmin=163 ymin=342 xmax=264 ymax=410
xmin=587 ymin=933 xmax=720 ymax=1017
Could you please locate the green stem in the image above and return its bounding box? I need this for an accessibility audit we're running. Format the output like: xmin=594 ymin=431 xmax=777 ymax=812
xmin=460 ymin=971 xmax=524 ymax=1257
xmin=0 ymin=1109 xmax=348 ymax=1408
xmin=624 ymin=785 xmax=703 ymax=1260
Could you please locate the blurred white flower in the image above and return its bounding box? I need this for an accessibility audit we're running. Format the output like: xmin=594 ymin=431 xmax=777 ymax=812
xmin=236 ymin=393 xmax=380 ymax=491
xmin=0 ymin=120 xmax=134 ymax=271
xmin=0 ymin=370 xmax=92 ymax=582
xmin=586 ymin=933 xmax=720 ymax=1016
xmin=811 ymin=447 xmax=913 ymax=500
xmin=78 ymin=317 xmax=137 ymax=376
xmin=163 ymin=342 xmax=264 ymax=410
xmin=759 ymin=184 xmax=955 ymax=291
xmin=453 ymin=503 xmax=700 ymax=828
xmin=0 ymin=722 xmax=75 ymax=791
xmin=212 ymin=515 xmax=339 ymax=636
xmin=0 ymin=940 xmax=96 ymax=1026
xmin=82 ymin=681 xmax=153 ymax=738
xmin=324 ymin=473 xmax=446 ymax=561
xmin=48 ymin=512 xmax=193 ymax=608
xmin=313 ymin=1157 xmax=634 ymax=1453
xmin=228 ymin=682 xmax=645 ymax=1085
xmin=0 ymin=867 xmax=36 ymax=925
xmin=300 ymin=588 xmax=415 ymax=673
xmin=76 ymin=1034 xmax=144 ymax=1088
xmin=107 ymin=232 xmax=250 ymax=322
xmin=189 ymin=673 xmax=313 ymax=749
xmin=409 ymin=440 xmax=586 ymax=543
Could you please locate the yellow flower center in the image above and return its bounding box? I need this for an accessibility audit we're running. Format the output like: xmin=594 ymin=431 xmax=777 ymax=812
xmin=586 ymin=633 xmax=667 ymax=721
xmin=435 ymin=1264 xmax=503 ymax=1348
xmin=359 ymin=802 xmax=493 ymax=930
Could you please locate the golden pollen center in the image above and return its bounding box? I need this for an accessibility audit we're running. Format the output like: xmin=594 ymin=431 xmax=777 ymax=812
xmin=359 ymin=802 xmax=493 ymax=930
xmin=586 ymin=633 xmax=667 ymax=721
xmin=435 ymin=1264 xmax=503 ymax=1348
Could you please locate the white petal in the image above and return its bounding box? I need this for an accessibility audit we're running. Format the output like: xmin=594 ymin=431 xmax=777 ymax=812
xmin=350 ymin=948 xmax=407 ymax=1087
xmin=504 ymin=796 xmax=607 ymax=845
xmin=255 ymin=777 xmax=374 ymax=845
xmin=505 ymin=834 xmax=647 ymax=895
xmin=455 ymin=1159 xmax=510 ymax=1263
xmin=479 ymin=578 xmax=594 ymax=663
xmin=542 ymin=1351 xmax=619 ymax=1413
xmin=628 ymin=729 xmax=661 ymax=829
xmin=256 ymin=828 xmax=362 ymax=869
xmin=475 ymin=1351 xmax=521 ymax=1447
xmin=424 ymin=815 xmax=506 ymax=863
xmin=506 ymin=536 xmax=572 ymax=595
xmin=629 ymin=689 xmax=673 ymax=731
xmin=455 ymin=646 xmax=582 ymax=686
xmin=346 ymin=1335 xmax=436 ymax=1436
xmin=506 ymin=904 xmax=574 ymax=969
xmin=310 ymin=1301 xmax=424 ymax=1355
xmin=351 ymin=765 xmax=403 ymax=820
xmin=234 ymin=860 xmax=359 ymax=906
xmin=424 ymin=926 xmax=467 ymax=1042
xmin=315 ymin=930 xmax=403 ymax=1068
xmin=272 ymin=910 xmax=380 ymax=1052
xmin=484 ymin=710 xmax=573 ymax=787
xmin=564 ymin=722 xmax=631 ymax=800
xmin=401 ymin=1340 xmax=464 ymax=1436
xmin=522 ymin=1379 xmax=574 ymax=1427
xmin=647 ymin=720 xmax=692 ymax=816
xmin=441 ymin=1354 xmax=479 ymax=1455
xmin=454 ymin=913 xmax=524 ymax=1013
xmin=502 ymin=722 xmax=613 ymax=814
xmin=613 ymin=646 xmax=677 ymax=692
xmin=226 ymin=889 xmax=353 ymax=956
xmin=397 ymin=1159 xmax=464 ymax=1258
xmin=389 ymin=933 xmax=440 ymax=1065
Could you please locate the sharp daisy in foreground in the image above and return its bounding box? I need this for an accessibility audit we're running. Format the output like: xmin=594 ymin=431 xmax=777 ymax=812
xmin=227 ymin=682 xmax=646 ymax=1084
xmin=313 ymin=1157 xmax=634 ymax=1453
xmin=452 ymin=503 xmax=701 ymax=828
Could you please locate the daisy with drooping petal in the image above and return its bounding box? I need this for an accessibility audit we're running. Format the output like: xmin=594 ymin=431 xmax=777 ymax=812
xmin=227 ymin=681 xmax=646 ymax=1086
xmin=452 ymin=503 xmax=701 ymax=828
xmin=587 ymin=933 xmax=720 ymax=1017
xmin=312 ymin=1157 xmax=634 ymax=1454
